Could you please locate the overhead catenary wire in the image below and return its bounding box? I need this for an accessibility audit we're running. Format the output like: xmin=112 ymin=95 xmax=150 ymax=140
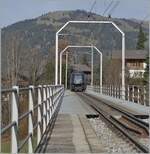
xmin=88 ymin=0 xmax=97 ymax=18
xmin=107 ymin=1 xmax=120 ymax=18
xmin=87 ymin=0 xmax=97 ymax=45
xmin=102 ymin=0 xmax=114 ymax=16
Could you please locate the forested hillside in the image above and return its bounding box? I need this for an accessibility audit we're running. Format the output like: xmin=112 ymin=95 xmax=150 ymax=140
xmin=1 ymin=10 xmax=149 ymax=86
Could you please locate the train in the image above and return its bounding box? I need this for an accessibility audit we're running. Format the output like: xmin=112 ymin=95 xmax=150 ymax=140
xmin=70 ymin=72 xmax=87 ymax=92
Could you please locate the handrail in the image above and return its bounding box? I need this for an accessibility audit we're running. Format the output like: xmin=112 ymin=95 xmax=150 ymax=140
xmin=1 ymin=84 xmax=64 ymax=153
xmin=87 ymin=85 xmax=148 ymax=106
xmin=1 ymin=121 xmax=17 ymax=134
xmin=18 ymin=110 xmax=32 ymax=121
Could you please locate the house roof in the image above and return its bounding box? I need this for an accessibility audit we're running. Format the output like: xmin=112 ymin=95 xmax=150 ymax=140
xmin=71 ymin=64 xmax=91 ymax=72
xmin=112 ymin=50 xmax=148 ymax=60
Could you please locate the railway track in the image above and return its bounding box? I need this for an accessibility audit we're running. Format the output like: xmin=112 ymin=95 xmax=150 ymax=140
xmin=77 ymin=92 xmax=149 ymax=153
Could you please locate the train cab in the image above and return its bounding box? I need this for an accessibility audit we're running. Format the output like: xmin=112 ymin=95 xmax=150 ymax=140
xmin=70 ymin=72 xmax=87 ymax=92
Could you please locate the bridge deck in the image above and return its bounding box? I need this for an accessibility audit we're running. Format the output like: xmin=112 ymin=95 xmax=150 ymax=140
xmin=45 ymin=91 xmax=105 ymax=153
xmin=43 ymin=90 xmax=148 ymax=153
xmin=85 ymin=89 xmax=149 ymax=117
xmin=60 ymin=90 xmax=96 ymax=114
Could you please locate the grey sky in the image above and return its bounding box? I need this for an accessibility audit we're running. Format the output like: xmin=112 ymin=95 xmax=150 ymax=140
xmin=0 ymin=0 xmax=149 ymax=28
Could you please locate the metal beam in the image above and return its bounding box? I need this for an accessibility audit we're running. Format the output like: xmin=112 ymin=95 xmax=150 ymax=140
xmin=59 ymin=45 xmax=103 ymax=92
xmin=55 ymin=20 xmax=125 ymax=99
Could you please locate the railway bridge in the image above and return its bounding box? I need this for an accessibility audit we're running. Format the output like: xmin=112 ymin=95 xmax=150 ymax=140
xmin=1 ymin=21 xmax=149 ymax=153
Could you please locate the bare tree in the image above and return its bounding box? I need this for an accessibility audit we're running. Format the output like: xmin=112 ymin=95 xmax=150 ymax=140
xmin=103 ymin=59 xmax=122 ymax=85
xmin=5 ymin=32 xmax=23 ymax=86
xmin=20 ymin=47 xmax=47 ymax=85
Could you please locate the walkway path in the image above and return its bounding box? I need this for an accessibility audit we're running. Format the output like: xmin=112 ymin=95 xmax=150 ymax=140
xmin=45 ymin=91 xmax=105 ymax=153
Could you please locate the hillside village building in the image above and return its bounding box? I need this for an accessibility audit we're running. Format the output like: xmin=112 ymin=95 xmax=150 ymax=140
xmin=112 ymin=50 xmax=148 ymax=78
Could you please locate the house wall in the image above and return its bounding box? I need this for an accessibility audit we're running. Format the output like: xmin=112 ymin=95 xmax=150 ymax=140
xmin=126 ymin=59 xmax=146 ymax=78
xmin=126 ymin=59 xmax=145 ymax=70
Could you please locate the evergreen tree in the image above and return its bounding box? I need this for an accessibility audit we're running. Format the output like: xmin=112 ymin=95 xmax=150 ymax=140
xmin=136 ymin=25 xmax=147 ymax=49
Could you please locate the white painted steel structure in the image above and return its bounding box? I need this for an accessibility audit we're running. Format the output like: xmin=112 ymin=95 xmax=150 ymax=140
xmin=91 ymin=46 xmax=94 ymax=86
xmin=65 ymin=51 xmax=68 ymax=89
xmin=55 ymin=20 xmax=125 ymax=99
xmin=1 ymin=85 xmax=64 ymax=153
xmin=86 ymin=86 xmax=149 ymax=115
xmin=59 ymin=45 xmax=102 ymax=92
xmin=87 ymin=85 xmax=148 ymax=106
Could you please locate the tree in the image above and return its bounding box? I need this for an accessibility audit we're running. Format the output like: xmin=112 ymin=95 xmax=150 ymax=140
xmin=58 ymin=39 xmax=69 ymax=53
xmin=44 ymin=61 xmax=55 ymax=84
xmin=136 ymin=25 xmax=147 ymax=49
xmin=18 ymin=47 xmax=48 ymax=85
xmin=103 ymin=59 xmax=122 ymax=86
xmin=81 ymin=55 xmax=89 ymax=65
xmin=6 ymin=32 xmax=23 ymax=86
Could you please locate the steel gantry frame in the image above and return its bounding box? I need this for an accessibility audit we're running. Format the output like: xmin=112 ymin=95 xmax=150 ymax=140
xmin=55 ymin=20 xmax=125 ymax=99
xmin=59 ymin=45 xmax=103 ymax=92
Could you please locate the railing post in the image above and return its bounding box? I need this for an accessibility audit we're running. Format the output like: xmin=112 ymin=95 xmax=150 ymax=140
xmin=132 ymin=85 xmax=134 ymax=102
xmin=11 ymin=86 xmax=19 ymax=154
xmin=54 ymin=87 xmax=58 ymax=108
xmin=116 ymin=86 xmax=118 ymax=98
xmin=137 ymin=86 xmax=140 ymax=104
xmin=110 ymin=85 xmax=112 ymax=96
xmin=37 ymin=86 xmax=42 ymax=145
xmin=43 ymin=86 xmax=46 ymax=133
xmin=127 ymin=85 xmax=130 ymax=101
xmin=46 ymin=86 xmax=50 ymax=124
xmin=51 ymin=86 xmax=54 ymax=115
xmin=28 ymin=86 xmax=34 ymax=153
xmin=143 ymin=86 xmax=146 ymax=106
xmin=49 ymin=86 xmax=53 ymax=118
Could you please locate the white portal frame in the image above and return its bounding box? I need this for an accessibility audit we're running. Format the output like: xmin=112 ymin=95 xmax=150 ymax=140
xmin=55 ymin=20 xmax=125 ymax=99
xmin=59 ymin=45 xmax=102 ymax=92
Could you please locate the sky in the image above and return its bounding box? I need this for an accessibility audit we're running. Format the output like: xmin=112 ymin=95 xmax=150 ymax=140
xmin=0 ymin=0 xmax=149 ymax=28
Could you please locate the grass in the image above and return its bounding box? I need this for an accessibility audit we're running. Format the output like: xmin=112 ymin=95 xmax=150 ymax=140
xmin=1 ymin=141 xmax=11 ymax=153
xmin=1 ymin=137 xmax=37 ymax=153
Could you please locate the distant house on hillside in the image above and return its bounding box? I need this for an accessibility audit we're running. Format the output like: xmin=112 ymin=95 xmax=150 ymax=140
xmin=71 ymin=64 xmax=91 ymax=73
xmin=112 ymin=50 xmax=148 ymax=78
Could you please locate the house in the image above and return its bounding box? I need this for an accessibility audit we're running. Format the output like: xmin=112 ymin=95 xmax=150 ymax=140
xmin=112 ymin=50 xmax=148 ymax=78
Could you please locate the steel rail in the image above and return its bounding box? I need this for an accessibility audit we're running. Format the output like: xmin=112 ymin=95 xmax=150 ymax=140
xmin=77 ymin=93 xmax=149 ymax=153
xmin=84 ymin=92 xmax=149 ymax=126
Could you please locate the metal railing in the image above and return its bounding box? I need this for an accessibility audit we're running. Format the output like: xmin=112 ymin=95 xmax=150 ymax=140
xmin=1 ymin=85 xmax=64 ymax=153
xmin=87 ymin=85 xmax=148 ymax=106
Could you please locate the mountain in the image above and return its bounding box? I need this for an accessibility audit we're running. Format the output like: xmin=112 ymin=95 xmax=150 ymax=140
xmin=1 ymin=10 xmax=149 ymax=85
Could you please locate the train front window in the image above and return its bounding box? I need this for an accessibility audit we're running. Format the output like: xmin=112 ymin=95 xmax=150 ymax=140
xmin=74 ymin=75 xmax=83 ymax=84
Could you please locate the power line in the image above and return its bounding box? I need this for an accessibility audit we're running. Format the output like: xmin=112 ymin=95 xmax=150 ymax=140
xmin=102 ymin=0 xmax=114 ymax=16
xmin=88 ymin=0 xmax=97 ymax=18
xmin=107 ymin=1 xmax=120 ymax=17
